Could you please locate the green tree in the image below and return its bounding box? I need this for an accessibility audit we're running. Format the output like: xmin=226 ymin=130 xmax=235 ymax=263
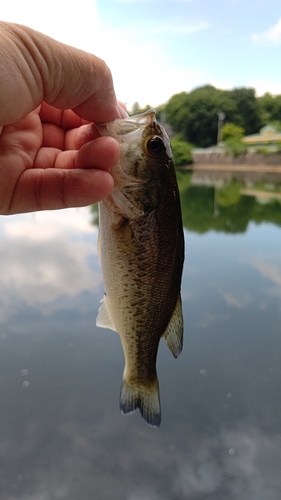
xmin=165 ymin=91 xmax=190 ymax=138
xmin=131 ymin=102 xmax=152 ymax=115
xmin=164 ymin=85 xmax=263 ymax=148
xmin=181 ymin=85 xmax=221 ymax=147
xmin=221 ymin=123 xmax=244 ymax=142
xmin=259 ymin=93 xmax=275 ymax=123
xmin=230 ymin=87 xmax=263 ymax=134
xmin=170 ymin=137 xmax=193 ymax=166
xmin=258 ymin=92 xmax=281 ymax=124
xmin=221 ymin=122 xmax=247 ymax=156
xmin=166 ymin=86 xmax=227 ymax=147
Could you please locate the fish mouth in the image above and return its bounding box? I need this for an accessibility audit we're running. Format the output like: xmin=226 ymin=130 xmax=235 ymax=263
xmin=96 ymin=109 xmax=157 ymax=139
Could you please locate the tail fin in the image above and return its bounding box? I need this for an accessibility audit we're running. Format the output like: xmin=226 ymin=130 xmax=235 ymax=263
xmin=120 ymin=377 xmax=161 ymax=427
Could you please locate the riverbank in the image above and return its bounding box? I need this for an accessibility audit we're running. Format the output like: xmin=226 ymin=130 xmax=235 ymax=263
xmin=179 ymin=164 xmax=281 ymax=187
xmin=191 ymin=150 xmax=281 ymax=170
xmin=189 ymin=163 xmax=281 ymax=173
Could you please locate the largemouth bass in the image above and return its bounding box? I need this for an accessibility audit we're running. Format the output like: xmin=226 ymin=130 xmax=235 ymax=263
xmin=96 ymin=109 xmax=184 ymax=427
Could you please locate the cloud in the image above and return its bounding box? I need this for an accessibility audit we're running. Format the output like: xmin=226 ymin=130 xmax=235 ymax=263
xmin=173 ymin=425 xmax=281 ymax=499
xmin=4 ymin=208 xmax=95 ymax=241
xmin=249 ymin=79 xmax=281 ymax=97
xmin=0 ymin=0 xmax=100 ymax=49
xmin=0 ymin=209 xmax=101 ymax=321
xmin=175 ymin=452 xmax=222 ymax=496
xmin=252 ymin=18 xmax=281 ymax=46
xmin=223 ymin=292 xmax=252 ymax=309
xmin=87 ymin=24 xmax=205 ymax=108
xmin=2 ymin=420 xmax=281 ymax=500
xmin=0 ymin=239 xmax=99 ymax=306
xmin=0 ymin=0 xmax=206 ymax=109
xmin=194 ymin=311 xmax=230 ymax=329
xmin=112 ymin=0 xmax=193 ymax=2
xmin=250 ymin=258 xmax=281 ymax=287
xmin=243 ymin=257 xmax=281 ymax=310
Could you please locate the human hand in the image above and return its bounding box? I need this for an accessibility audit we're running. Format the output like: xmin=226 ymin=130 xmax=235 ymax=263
xmin=0 ymin=22 xmax=127 ymax=215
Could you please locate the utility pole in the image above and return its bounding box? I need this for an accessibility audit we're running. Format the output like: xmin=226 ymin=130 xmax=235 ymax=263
xmin=217 ymin=111 xmax=226 ymax=145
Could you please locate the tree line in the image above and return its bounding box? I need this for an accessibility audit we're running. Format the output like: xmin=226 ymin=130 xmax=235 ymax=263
xmin=133 ymin=86 xmax=281 ymax=149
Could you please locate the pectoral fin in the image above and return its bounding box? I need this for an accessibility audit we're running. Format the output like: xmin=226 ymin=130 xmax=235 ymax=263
xmin=96 ymin=295 xmax=117 ymax=332
xmin=163 ymin=294 xmax=183 ymax=358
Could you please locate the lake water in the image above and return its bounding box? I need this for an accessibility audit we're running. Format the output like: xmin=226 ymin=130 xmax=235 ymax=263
xmin=1 ymin=170 xmax=281 ymax=499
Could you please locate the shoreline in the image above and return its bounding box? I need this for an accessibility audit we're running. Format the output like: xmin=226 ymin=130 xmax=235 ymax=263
xmin=181 ymin=163 xmax=281 ymax=173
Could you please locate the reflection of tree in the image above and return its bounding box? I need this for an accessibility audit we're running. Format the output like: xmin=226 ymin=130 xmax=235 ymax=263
xmin=177 ymin=173 xmax=281 ymax=234
xmin=216 ymin=182 xmax=241 ymax=207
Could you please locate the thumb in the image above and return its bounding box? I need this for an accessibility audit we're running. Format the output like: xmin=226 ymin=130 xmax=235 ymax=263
xmin=0 ymin=22 xmax=124 ymax=125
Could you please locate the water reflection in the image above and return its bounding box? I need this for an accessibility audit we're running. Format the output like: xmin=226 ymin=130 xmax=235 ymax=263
xmin=0 ymin=176 xmax=281 ymax=499
xmin=177 ymin=169 xmax=281 ymax=233
xmin=0 ymin=209 xmax=102 ymax=326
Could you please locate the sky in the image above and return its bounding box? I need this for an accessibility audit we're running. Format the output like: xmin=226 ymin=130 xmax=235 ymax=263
xmin=1 ymin=0 xmax=281 ymax=109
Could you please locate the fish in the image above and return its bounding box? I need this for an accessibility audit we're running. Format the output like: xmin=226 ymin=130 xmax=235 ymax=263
xmin=96 ymin=109 xmax=184 ymax=427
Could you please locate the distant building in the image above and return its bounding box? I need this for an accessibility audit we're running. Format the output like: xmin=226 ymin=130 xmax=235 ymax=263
xmin=243 ymin=125 xmax=281 ymax=150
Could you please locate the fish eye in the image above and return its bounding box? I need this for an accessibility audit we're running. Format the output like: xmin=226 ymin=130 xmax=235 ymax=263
xmin=146 ymin=136 xmax=165 ymax=156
